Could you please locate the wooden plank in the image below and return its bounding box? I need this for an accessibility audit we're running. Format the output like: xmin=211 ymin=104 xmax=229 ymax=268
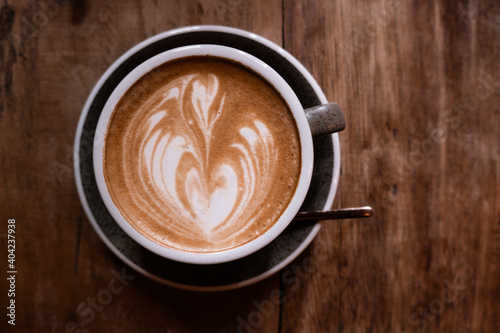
xmin=281 ymin=0 xmax=500 ymax=332
xmin=0 ymin=0 xmax=283 ymax=332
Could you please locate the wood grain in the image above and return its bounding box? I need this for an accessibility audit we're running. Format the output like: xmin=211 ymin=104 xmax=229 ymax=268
xmin=0 ymin=0 xmax=283 ymax=332
xmin=1 ymin=0 xmax=499 ymax=332
xmin=282 ymin=0 xmax=500 ymax=332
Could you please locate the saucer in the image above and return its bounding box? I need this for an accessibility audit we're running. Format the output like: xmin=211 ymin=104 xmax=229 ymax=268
xmin=74 ymin=25 xmax=340 ymax=291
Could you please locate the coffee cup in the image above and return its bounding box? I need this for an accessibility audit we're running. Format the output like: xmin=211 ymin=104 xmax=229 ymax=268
xmin=93 ymin=44 xmax=345 ymax=264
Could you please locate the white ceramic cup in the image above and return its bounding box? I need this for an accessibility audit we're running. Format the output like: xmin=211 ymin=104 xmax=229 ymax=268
xmin=93 ymin=44 xmax=344 ymax=265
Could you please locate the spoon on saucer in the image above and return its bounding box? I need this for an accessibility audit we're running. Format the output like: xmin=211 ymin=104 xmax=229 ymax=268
xmin=294 ymin=206 xmax=373 ymax=221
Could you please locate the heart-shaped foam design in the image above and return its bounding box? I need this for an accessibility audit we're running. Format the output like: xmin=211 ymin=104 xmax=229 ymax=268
xmin=138 ymin=74 xmax=273 ymax=235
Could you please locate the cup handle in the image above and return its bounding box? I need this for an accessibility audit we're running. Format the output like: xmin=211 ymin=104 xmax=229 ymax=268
xmin=304 ymin=102 xmax=346 ymax=136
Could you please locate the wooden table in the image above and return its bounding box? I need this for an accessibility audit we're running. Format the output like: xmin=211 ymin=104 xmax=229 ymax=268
xmin=1 ymin=0 xmax=499 ymax=332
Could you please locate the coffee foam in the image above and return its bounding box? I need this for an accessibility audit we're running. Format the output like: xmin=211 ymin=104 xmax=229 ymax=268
xmin=104 ymin=57 xmax=301 ymax=253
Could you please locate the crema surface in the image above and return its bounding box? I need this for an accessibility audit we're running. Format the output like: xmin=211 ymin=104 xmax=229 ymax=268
xmin=104 ymin=57 xmax=301 ymax=253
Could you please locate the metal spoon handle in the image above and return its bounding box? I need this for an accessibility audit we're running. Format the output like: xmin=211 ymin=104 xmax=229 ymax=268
xmin=294 ymin=206 xmax=373 ymax=221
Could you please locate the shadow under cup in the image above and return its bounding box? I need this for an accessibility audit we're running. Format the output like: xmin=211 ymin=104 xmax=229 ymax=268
xmin=93 ymin=45 xmax=316 ymax=265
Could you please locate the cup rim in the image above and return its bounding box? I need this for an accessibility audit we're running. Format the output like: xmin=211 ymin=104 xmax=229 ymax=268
xmin=93 ymin=44 xmax=314 ymax=264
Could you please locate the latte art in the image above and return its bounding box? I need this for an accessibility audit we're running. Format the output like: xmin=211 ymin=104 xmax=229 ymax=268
xmin=138 ymin=75 xmax=276 ymax=233
xmin=104 ymin=57 xmax=301 ymax=253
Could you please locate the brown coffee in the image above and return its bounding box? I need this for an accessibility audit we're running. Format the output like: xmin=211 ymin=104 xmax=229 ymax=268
xmin=103 ymin=56 xmax=301 ymax=253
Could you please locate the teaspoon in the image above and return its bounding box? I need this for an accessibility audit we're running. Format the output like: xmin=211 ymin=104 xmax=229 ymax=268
xmin=294 ymin=206 xmax=373 ymax=221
